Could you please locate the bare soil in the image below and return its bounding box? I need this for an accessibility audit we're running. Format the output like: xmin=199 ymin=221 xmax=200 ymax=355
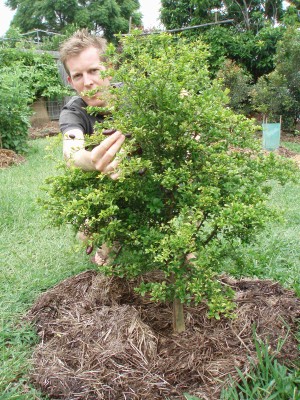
xmin=26 ymin=271 xmax=300 ymax=400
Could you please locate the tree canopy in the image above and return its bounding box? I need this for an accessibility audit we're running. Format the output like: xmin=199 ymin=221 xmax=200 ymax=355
xmin=161 ymin=0 xmax=287 ymax=31
xmin=159 ymin=0 xmax=299 ymax=81
xmin=6 ymin=0 xmax=142 ymax=41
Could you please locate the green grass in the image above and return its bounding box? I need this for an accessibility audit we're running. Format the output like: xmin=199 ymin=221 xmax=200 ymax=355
xmin=0 ymin=137 xmax=299 ymax=399
xmin=0 ymin=137 xmax=93 ymax=398
xmin=220 ymin=335 xmax=300 ymax=400
xmin=221 ymin=176 xmax=300 ymax=296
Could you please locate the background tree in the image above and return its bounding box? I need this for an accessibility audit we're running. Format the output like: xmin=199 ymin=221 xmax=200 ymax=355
xmin=160 ymin=0 xmax=223 ymax=29
xmin=251 ymin=26 xmax=300 ymax=129
xmin=6 ymin=0 xmax=142 ymax=42
xmin=225 ymin=0 xmax=263 ymax=30
xmin=224 ymin=0 xmax=284 ymax=30
xmin=282 ymin=3 xmax=300 ymax=26
xmin=202 ymin=24 xmax=284 ymax=80
xmin=43 ymin=32 xmax=295 ymax=333
xmin=160 ymin=0 xmax=290 ymax=82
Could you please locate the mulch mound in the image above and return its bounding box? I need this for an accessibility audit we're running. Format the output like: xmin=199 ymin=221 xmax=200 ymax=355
xmin=276 ymin=145 xmax=298 ymax=158
xmin=0 ymin=149 xmax=26 ymax=168
xmin=26 ymin=271 xmax=299 ymax=400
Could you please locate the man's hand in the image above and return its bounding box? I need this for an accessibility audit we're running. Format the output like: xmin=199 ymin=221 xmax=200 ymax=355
xmin=63 ymin=129 xmax=125 ymax=178
xmin=90 ymin=130 xmax=125 ymax=179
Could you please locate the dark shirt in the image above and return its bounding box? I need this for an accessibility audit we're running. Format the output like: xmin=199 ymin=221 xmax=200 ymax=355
xmin=59 ymin=96 xmax=104 ymax=136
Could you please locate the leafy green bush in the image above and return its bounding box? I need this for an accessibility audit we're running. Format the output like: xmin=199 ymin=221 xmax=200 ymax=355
xmin=251 ymin=71 xmax=297 ymax=129
xmin=202 ymin=25 xmax=284 ymax=81
xmin=43 ymin=32 xmax=296 ymax=333
xmin=0 ymin=70 xmax=32 ymax=153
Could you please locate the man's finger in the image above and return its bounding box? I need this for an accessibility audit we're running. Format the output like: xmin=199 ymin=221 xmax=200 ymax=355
xmin=109 ymin=172 xmax=120 ymax=180
xmin=91 ymin=131 xmax=123 ymax=159
xmin=93 ymin=134 xmax=125 ymax=171
xmin=103 ymin=158 xmax=120 ymax=173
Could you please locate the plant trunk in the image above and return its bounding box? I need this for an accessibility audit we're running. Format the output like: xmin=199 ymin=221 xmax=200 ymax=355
xmin=173 ymin=297 xmax=185 ymax=333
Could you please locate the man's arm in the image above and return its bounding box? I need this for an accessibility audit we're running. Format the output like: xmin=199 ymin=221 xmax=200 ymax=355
xmin=63 ymin=128 xmax=125 ymax=178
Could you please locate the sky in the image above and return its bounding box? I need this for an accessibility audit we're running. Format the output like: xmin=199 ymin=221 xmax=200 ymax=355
xmin=0 ymin=0 xmax=162 ymax=37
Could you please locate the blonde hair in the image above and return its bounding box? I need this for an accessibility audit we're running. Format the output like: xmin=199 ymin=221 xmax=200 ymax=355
xmin=60 ymin=29 xmax=107 ymax=75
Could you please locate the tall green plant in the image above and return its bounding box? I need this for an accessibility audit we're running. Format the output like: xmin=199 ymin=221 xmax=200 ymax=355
xmin=0 ymin=70 xmax=32 ymax=152
xmin=6 ymin=0 xmax=141 ymax=42
xmin=0 ymin=47 xmax=69 ymax=152
xmin=43 ymin=32 xmax=296 ymax=333
xmin=221 ymin=334 xmax=300 ymax=399
xmin=0 ymin=48 xmax=69 ymax=101
xmin=202 ymin=25 xmax=285 ymax=81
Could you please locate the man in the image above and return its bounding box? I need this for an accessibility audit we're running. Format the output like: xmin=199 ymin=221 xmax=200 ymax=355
xmin=59 ymin=29 xmax=125 ymax=180
xmin=59 ymin=30 xmax=124 ymax=262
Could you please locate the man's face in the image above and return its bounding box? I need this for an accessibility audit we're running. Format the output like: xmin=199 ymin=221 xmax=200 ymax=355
xmin=66 ymin=46 xmax=110 ymax=107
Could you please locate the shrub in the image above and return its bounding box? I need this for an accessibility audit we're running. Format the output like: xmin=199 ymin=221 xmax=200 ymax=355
xmin=43 ymin=32 xmax=296 ymax=333
xmin=202 ymin=25 xmax=284 ymax=81
xmin=251 ymin=71 xmax=297 ymax=129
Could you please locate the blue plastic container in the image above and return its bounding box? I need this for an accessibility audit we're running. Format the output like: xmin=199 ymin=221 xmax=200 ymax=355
xmin=262 ymin=123 xmax=281 ymax=151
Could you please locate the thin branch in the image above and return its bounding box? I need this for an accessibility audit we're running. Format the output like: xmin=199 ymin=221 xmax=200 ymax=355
xmin=202 ymin=225 xmax=219 ymax=246
xmin=121 ymin=20 xmax=234 ymax=36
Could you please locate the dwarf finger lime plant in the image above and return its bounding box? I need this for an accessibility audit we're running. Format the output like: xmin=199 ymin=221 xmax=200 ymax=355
xmin=43 ymin=32 xmax=296 ymax=333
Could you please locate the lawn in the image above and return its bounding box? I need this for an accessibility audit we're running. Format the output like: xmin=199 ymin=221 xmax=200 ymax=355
xmin=0 ymin=137 xmax=93 ymax=399
xmin=0 ymin=137 xmax=299 ymax=399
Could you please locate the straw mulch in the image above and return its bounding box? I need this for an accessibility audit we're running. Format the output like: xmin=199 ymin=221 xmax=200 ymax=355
xmin=26 ymin=270 xmax=299 ymax=400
